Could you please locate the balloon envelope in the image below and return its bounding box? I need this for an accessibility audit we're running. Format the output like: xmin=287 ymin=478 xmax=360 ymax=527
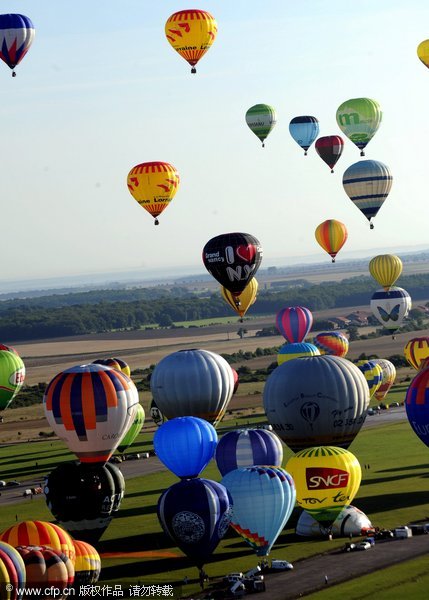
xmin=221 ymin=278 xmax=258 ymax=319
xmin=296 ymin=505 xmax=372 ymax=537
xmin=277 ymin=342 xmax=320 ymax=365
xmin=289 ymin=116 xmax=319 ymax=154
xmin=343 ymin=160 xmax=392 ymax=227
xmin=0 ymin=14 xmax=35 ymax=74
xmin=369 ymin=254 xmax=402 ymax=291
xmin=16 ymin=546 xmax=73 ymax=593
xmin=315 ymin=135 xmax=344 ymax=172
xmin=313 ymin=331 xmax=349 ymax=357
xmin=215 ymin=428 xmax=283 ymax=476
xmin=370 ymin=287 xmax=411 ymax=332
xmin=275 ymin=306 xmax=313 ymax=343
xmin=315 ymin=220 xmax=348 ymax=262
xmin=117 ymin=403 xmax=145 ymax=454
xmin=336 ymin=98 xmax=382 ymax=155
xmin=72 ymin=540 xmax=101 ymax=587
xmin=417 ymin=39 xmax=429 ymax=69
xmin=405 ymin=366 xmax=429 ymax=448
xmin=356 ymin=360 xmax=383 ymax=398
xmin=245 ymin=104 xmax=277 ymax=146
xmin=404 ymin=338 xmax=429 ymax=370
xmin=0 ymin=541 xmax=26 ymax=600
xmin=0 ymin=348 xmax=25 ymax=412
xmin=372 ymin=359 xmax=396 ymax=402
xmin=0 ymin=522 xmax=75 ymax=563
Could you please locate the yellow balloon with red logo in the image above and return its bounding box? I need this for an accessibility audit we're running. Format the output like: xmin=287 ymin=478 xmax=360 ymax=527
xmin=165 ymin=9 xmax=217 ymax=73
xmin=286 ymin=446 xmax=362 ymax=527
xmin=221 ymin=278 xmax=258 ymax=320
xmin=127 ymin=161 xmax=180 ymax=225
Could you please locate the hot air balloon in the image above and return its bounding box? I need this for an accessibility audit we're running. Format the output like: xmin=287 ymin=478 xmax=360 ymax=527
xmin=315 ymin=219 xmax=348 ymax=262
xmin=127 ymin=161 xmax=180 ymax=225
xmin=315 ymin=136 xmax=344 ymax=173
xmin=221 ymin=466 xmax=296 ymax=556
xmin=157 ymin=478 xmax=231 ymax=570
xmin=336 ymin=98 xmax=382 ymax=156
xmin=0 ymin=347 xmax=25 ymax=412
xmin=154 ymin=417 xmax=217 ymax=479
xmin=342 ymin=160 xmax=392 ymax=228
xmin=313 ymin=331 xmax=349 ymax=357
xmin=231 ymin=368 xmax=239 ymax=394
xmin=149 ymin=397 xmax=165 ymax=427
xmin=215 ymin=428 xmax=283 ymax=476
xmin=165 ymin=9 xmax=217 ymax=73
xmin=93 ymin=357 xmax=131 ymax=377
xmin=404 ymin=337 xmax=429 ymax=370
xmin=369 ymin=254 xmax=402 ymax=291
xmin=417 ymin=40 xmax=429 ymax=69
xmin=275 ymin=306 xmax=313 ymax=343
xmin=405 ymin=366 xmax=429 ymax=449
xmin=370 ymin=287 xmax=411 ymax=334
xmin=0 ymin=522 xmax=75 ymax=563
xmin=245 ymin=104 xmax=277 ymax=147
xmin=72 ymin=540 xmax=101 ymax=587
xmin=44 ymin=462 xmax=125 ymax=544
xmin=202 ymin=232 xmax=263 ymax=296
xmin=289 ymin=116 xmax=319 ymax=155
xmin=286 ymin=446 xmax=362 ymax=527
xmin=221 ymin=277 xmax=258 ymax=321
xmin=277 ymin=342 xmax=320 ymax=365
xmin=43 ymin=363 xmax=139 ymax=464
xmin=150 ymin=349 xmax=234 ymax=426
xmin=372 ymin=359 xmax=396 ymax=402
xmin=356 ymin=360 xmax=383 ymax=398
xmin=296 ymin=505 xmax=372 ymax=538
xmin=0 ymin=541 xmax=26 ymax=600
xmin=0 ymin=14 xmax=35 ymax=77
xmin=263 ymin=355 xmax=370 ymax=452
xmin=117 ymin=403 xmax=145 ymax=454
xmin=16 ymin=546 xmax=73 ymax=597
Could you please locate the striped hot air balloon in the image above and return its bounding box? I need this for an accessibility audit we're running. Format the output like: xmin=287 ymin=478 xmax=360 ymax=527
xmin=72 ymin=540 xmax=101 ymax=587
xmin=0 ymin=541 xmax=26 ymax=600
xmin=356 ymin=360 xmax=383 ymax=398
xmin=0 ymin=14 xmax=35 ymax=76
xmin=404 ymin=338 xmax=429 ymax=370
xmin=16 ymin=546 xmax=74 ymax=593
xmin=275 ymin=306 xmax=313 ymax=343
xmin=336 ymin=98 xmax=382 ymax=156
xmin=289 ymin=116 xmax=319 ymax=155
xmin=215 ymin=428 xmax=283 ymax=476
xmin=369 ymin=254 xmax=402 ymax=291
xmin=405 ymin=366 xmax=429 ymax=449
xmin=372 ymin=359 xmax=396 ymax=402
xmin=93 ymin=358 xmax=131 ymax=377
xmin=245 ymin=104 xmax=277 ymax=147
xmin=0 ymin=522 xmax=75 ymax=563
xmin=313 ymin=332 xmax=349 ymax=357
xmin=43 ymin=364 xmax=139 ymax=464
xmin=277 ymin=342 xmax=320 ymax=365
xmin=315 ymin=219 xmax=348 ymax=262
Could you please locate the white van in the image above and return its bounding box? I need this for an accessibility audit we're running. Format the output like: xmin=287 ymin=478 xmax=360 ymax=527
xmin=394 ymin=526 xmax=412 ymax=538
xmin=271 ymin=559 xmax=294 ymax=570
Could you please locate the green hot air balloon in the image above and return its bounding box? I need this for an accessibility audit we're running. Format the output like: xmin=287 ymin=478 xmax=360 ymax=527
xmin=336 ymin=98 xmax=382 ymax=156
xmin=245 ymin=104 xmax=277 ymax=147
xmin=0 ymin=345 xmax=25 ymax=412
xmin=117 ymin=403 xmax=145 ymax=454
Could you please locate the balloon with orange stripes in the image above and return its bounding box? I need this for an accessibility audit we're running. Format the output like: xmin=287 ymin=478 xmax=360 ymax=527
xmin=315 ymin=219 xmax=348 ymax=263
xmin=0 ymin=521 xmax=75 ymax=562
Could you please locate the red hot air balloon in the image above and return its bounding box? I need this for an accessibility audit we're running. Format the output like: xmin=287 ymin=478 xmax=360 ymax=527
xmin=315 ymin=136 xmax=344 ymax=173
xmin=275 ymin=306 xmax=313 ymax=343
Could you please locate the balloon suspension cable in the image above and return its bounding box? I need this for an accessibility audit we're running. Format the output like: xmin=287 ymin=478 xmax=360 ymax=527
xmin=360 ymin=150 xmax=365 ymax=156
xmin=154 ymin=218 xmax=159 ymax=226
xmin=370 ymin=222 xmax=374 ymax=230
xmin=191 ymin=67 xmax=196 ymax=74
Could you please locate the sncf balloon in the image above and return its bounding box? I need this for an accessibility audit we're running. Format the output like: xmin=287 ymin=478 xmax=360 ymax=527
xmin=356 ymin=360 xmax=383 ymax=398
xmin=157 ymin=478 xmax=231 ymax=569
xmin=372 ymin=359 xmax=396 ymax=402
xmin=277 ymin=342 xmax=320 ymax=365
xmin=315 ymin=135 xmax=344 ymax=173
xmin=150 ymin=349 xmax=234 ymax=426
xmin=417 ymin=40 xmax=429 ymax=69
xmin=286 ymin=446 xmax=361 ymax=527
xmin=405 ymin=366 xmax=429 ymax=449
xmin=43 ymin=364 xmax=139 ymax=464
xmin=165 ymin=9 xmax=217 ymax=73
xmin=289 ymin=116 xmax=319 ymax=155
xmin=336 ymin=98 xmax=382 ymax=156
xmin=221 ymin=466 xmax=295 ymax=557
xmin=245 ymin=104 xmax=277 ymax=147
xmin=0 ymin=541 xmax=26 ymax=598
xmin=154 ymin=417 xmax=217 ymax=478
xmin=221 ymin=277 xmax=258 ymax=321
xmin=0 ymin=14 xmax=35 ymax=76
xmin=0 ymin=522 xmax=75 ymax=562
xmin=117 ymin=403 xmax=145 ymax=454
xmin=275 ymin=306 xmax=313 ymax=343
xmin=73 ymin=540 xmax=101 ymax=587
xmin=296 ymin=505 xmax=372 ymax=538
xmin=0 ymin=347 xmax=25 ymax=412
xmin=370 ymin=287 xmax=411 ymax=333
xmin=263 ymin=355 xmax=369 ymax=452
xmin=203 ymin=232 xmax=263 ymax=296
xmin=215 ymin=428 xmax=283 ymax=476
xmin=127 ymin=161 xmax=180 ymax=225
xmin=315 ymin=219 xmax=348 ymax=262
xmin=369 ymin=254 xmax=402 ymax=291
xmin=404 ymin=337 xmax=429 ymax=370
xmin=343 ymin=160 xmax=392 ymax=228
xmin=313 ymin=331 xmax=349 ymax=357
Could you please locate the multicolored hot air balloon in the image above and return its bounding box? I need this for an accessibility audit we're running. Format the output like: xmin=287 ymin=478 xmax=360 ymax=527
xmin=404 ymin=337 xmax=429 ymax=370
xmin=150 ymin=349 xmax=234 ymax=426
xmin=202 ymin=232 xmax=263 ymax=297
xmin=221 ymin=466 xmax=296 ymax=556
xmin=215 ymin=428 xmax=283 ymax=476
xmin=0 ymin=541 xmax=26 ymax=600
xmin=0 ymin=347 xmax=25 ymax=412
xmin=342 ymin=160 xmax=392 ymax=228
xmin=405 ymin=366 xmax=429 ymax=449
xmin=93 ymin=358 xmax=131 ymax=377
xmin=16 ymin=546 xmax=74 ymax=594
xmin=296 ymin=505 xmax=372 ymax=538
xmin=369 ymin=254 xmax=402 ymax=291
xmin=417 ymin=40 xmax=429 ymax=69
xmin=154 ymin=417 xmax=217 ymax=479
xmin=165 ymin=9 xmax=217 ymax=73
xmin=315 ymin=219 xmax=348 ymax=262
xmin=221 ymin=278 xmax=258 ymax=321
xmin=72 ymin=540 xmax=101 ymax=587
xmin=245 ymin=104 xmax=277 ymax=147
xmin=277 ymin=342 xmax=320 ymax=365
xmin=313 ymin=331 xmax=349 ymax=357
xmin=127 ymin=161 xmax=180 ymax=225
xmin=275 ymin=306 xmax=313 ymax=343
xmin=263 ymin=355 xmax=369 ymax=452
xmin=372 ymin=359 xmax=396 ymax=402
xmin=336 ymin=98 xmax=382 ymax=156
xmin=356 ymin=360 xmax=383 ymax=398
xmin=370 ymin=287 xmax=411 ymax=334
xmin=289 ymin=116 xmax=319 ymax=155
xmin=158 ymin=478 xmax=231 ymax=570
xmin=0 ymin=14 xmax=35 ymax=76
xmin=0 ymin=522 xmax=75 ymax=563
xmin=43 ymin=364 xmax=139 ymax=464
xmin=286 ymin=446 xmax=362 ymax=527
xmin=315 ymin=135 xmax=344 ymax=173
xmin=117 ymin=403 xmax=145 ymax=454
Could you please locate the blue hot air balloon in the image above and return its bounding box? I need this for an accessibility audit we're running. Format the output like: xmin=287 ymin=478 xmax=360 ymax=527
xmin=0 ymin=14 xmax=35 ymax=76
xmin=289 ymin=116 xmax=319 ymax=155
xmin=153 ymin=416 xmax=218 ymax=478
xmin=405 ymin=365 xmax=429 ymax=449
xmin=157 ymin=478 xmax=232 ymax=570
xmin=215 ymin=428 xmax=283 ymax=476
xmin=221 ymin=466 xmax=296 ymax=556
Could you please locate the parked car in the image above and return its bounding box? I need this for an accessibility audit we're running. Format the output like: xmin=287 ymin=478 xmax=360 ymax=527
xmin=356 ymin=541 xmax=371 ymax=551
xmin=6 ymin=480 xmax=20 ymax=487
xmin=224 ymin=572 xmax=244 ymax=584
xmin=271 ymin=560 xmax=294 ymax=570
xmin=367 ymin=408 xmax=375 ymax=416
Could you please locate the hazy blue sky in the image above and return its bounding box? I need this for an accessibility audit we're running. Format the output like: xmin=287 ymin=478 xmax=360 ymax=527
xmin=2 ymin=1 xmax=429 ymax=282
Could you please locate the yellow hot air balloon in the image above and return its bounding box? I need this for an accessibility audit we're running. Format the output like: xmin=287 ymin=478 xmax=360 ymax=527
xmin=221 ymin=278 xmax=258 ymax=321
xmin=286 ymin=446 xmax=361 ymax=527
xmin=315 ymin=219 xmax=348 ymax=263
xmin=127 ymin=161 xmax=180 ymax=225
xmin=165 ymin=9 xmax=217 ymax=74
xmin=368 ymin=254 xmax=402 ymax=291
xmin=417 ymin=40 xmax=429 ymax=69
xmin=404 ymin=337 xmax=429 ymax=370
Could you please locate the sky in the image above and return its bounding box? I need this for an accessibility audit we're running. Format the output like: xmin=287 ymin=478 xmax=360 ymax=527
xmin=2 ymin=0 xmax=429 ymax=285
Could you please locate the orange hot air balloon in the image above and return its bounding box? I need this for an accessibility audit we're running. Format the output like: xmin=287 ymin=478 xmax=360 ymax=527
xmin=0 ymin=521 xmax=76 ymax=562
xmin=315 ymin=219 xmax=348 ymax=262
xmin=165 ymin=9 xmax=217 ymax=73
xmin=127 ymin=161 xmax=180 ymax=225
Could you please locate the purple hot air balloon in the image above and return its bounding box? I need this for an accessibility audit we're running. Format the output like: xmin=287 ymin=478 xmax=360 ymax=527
xmin=215 ymin=428 xmax=283 ymax=476
xmin=275 ymin=306 xmax=313 ymax=343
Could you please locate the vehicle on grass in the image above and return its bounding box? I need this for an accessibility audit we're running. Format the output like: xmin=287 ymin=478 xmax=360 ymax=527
xmin=6 ymin=480 xmax=20 ymax=486
xmin=230 ymin=580 xmax=246 ymax=597
xmin=224 ymin=572 xmax=244 ymax=584
xmin=271 ymin=559 xmax=294 ymax=570
xmin=367 ymin=408 xmax=375 ymax=415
